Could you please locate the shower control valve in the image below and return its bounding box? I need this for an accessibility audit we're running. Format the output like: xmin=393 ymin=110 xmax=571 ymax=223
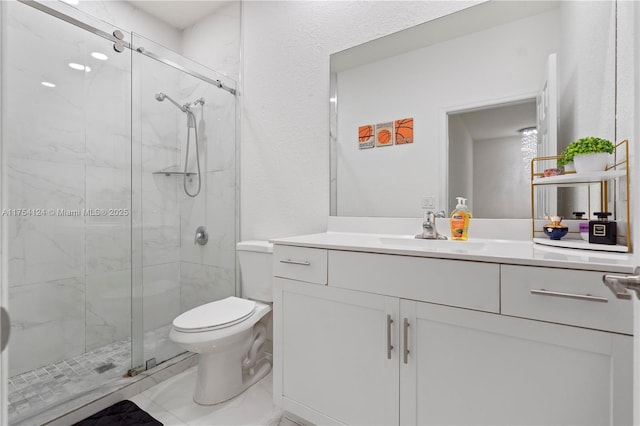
xmin=195 ymin=226 xmax=208 ymax=246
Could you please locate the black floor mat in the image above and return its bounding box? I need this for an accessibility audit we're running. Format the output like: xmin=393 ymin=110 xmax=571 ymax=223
xmin=72 ymin=400 xmax=163 ymax=426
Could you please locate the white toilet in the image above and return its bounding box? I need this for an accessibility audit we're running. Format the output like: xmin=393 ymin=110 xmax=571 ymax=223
xmin=169 ymin=241 xmax=273 ymax=405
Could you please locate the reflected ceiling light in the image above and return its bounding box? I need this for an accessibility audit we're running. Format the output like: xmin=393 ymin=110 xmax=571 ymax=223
xmin=60 ymin=0 xmax=79 ymax=5
xmin=519 ymin=126 xmax=538 ymax=178
xmin=68 ymin=62 xmax=91 ymax=72
xmin=41 ymin=82 xmax=56 ymax=88
xmin=91 ymin=52 xmax=108 ymax=61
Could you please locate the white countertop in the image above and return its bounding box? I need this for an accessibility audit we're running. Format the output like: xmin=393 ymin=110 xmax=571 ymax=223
xmin=271 ymin=231 xmax=636 ymax=273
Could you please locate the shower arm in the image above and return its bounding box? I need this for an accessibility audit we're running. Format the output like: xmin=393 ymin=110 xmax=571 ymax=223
xmin=156 ymin=93 xmax=188 ymax=112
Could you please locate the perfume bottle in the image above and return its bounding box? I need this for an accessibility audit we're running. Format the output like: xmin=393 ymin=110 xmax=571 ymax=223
xmin=589 ymin=212 xmax=617 ymax=245
xmin=573 ymin=211 xmax=589 ymax=241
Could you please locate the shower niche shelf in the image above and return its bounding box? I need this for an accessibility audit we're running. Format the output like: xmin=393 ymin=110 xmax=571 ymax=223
xmin=153 ymin=167 xmax=196 ymax=177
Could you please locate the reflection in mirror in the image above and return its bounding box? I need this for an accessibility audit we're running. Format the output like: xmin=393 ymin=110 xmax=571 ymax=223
xmin=447 ymin=100 xmax=536 ymax=218
xmin=330 ymin=0 xmax=617 ymax=220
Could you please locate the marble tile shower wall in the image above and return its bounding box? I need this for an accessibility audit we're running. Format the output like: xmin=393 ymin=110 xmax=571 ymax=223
xmin=178 ymin=77 xmax=237 ymax=313
xmin=137 ymin=57 xmax=182 ymax=337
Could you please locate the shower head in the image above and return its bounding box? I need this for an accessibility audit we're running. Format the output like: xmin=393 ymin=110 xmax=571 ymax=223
xmin=154 ymin=92 xmax=187 ymax=112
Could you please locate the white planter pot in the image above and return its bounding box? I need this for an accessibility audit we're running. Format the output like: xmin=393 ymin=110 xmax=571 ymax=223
xmin=573 ymin=153 xmax=610 ymax=173
xmin=563 ymin=162 xmax=575 ymax=172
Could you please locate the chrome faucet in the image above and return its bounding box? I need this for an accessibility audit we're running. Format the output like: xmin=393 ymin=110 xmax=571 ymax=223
xmin=415 ymin=210 xmax=447 ymax=240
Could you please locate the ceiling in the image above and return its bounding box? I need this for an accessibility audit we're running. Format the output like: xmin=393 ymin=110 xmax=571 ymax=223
xmin=127 ymin=1 xmax=231 ymax=30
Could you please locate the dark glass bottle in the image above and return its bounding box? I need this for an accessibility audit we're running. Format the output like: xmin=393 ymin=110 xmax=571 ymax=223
xmin=589 ymin=212 xmax=617 ymax=245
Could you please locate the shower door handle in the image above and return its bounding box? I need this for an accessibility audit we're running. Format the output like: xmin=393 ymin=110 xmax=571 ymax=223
xmin=1 ymin=307 xmax=10 ymax=353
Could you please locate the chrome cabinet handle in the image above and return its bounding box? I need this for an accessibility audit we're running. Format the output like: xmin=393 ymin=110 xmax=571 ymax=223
xmin=530 ymin=289 xmax=608 ymax=303
xmin=403 ymin=318 xmax=410 ymax=364
xmin=386 ymin=314 xmax=394 ymax=359
xmin=279 ymin=259 xmax=311 ymax=266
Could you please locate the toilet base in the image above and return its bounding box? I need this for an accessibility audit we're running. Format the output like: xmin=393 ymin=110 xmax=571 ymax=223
xmin=194 ymin=352 xmax=272 ymax=405
xmin=192 ymin=321 xmax=271 ymax=405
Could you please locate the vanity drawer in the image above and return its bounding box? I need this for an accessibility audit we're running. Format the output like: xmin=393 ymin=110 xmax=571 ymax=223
xmin=328 ymin=251 xmax=500 ymax=312
xmin=273 ymin=245 xmax=328 ymax=285
xmin=501 ymin=265 xmax=632 ymax=334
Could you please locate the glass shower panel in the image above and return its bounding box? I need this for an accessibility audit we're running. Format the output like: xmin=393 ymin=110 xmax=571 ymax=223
xmin=131 ymin=33 xmax=238 ymax=367
xmin=2 ymin=2 xmax=132 ymax=422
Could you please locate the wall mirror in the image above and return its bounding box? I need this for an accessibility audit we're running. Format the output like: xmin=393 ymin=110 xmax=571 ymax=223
xmin=329 ymin=0 xmax=616 ymax=219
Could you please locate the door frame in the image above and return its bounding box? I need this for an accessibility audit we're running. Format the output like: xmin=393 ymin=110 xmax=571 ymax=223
xmin=0 ymin=1 xmax=7 ymax=422
xmin=439 ymin=91 xmax=537 ymax=214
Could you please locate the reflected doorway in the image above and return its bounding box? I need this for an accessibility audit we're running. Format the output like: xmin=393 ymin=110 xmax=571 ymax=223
xmin=447 ymin=99 xmax=537 ymax=218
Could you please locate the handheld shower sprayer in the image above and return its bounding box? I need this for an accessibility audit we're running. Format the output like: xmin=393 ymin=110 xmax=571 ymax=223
xmin=155 ymin=92 xmax=206 ymax=197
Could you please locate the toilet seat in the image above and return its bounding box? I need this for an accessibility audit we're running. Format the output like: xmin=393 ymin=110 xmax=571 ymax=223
xmin=173 ymin=296 xmax=256 ymax=333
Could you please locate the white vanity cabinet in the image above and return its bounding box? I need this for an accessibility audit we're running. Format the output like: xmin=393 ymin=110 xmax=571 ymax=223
xmin=274 ymin=279 xmax=399 ymax=426
xmin=272 ymin=243 xmax=633 ymax=426
xmin=401 ymin=300 xmax=632 ymax=426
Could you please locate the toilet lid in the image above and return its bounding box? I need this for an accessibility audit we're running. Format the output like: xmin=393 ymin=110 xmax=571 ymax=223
xmin=173 ymin=296 xmax=256 ymax=332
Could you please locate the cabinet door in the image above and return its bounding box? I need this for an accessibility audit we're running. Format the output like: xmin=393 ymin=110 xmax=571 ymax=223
xmin=274 ymin=278 xmax=400 ymax=426
xmin=400 ymin=301 xmax=632 ymax=426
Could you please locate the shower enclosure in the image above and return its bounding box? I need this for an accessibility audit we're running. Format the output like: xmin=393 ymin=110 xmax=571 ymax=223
xmin=1 ymin=1 xmax=239 ymax=424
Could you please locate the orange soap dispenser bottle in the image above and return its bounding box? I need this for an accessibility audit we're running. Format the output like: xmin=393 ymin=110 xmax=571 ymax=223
xmin=450 ymin=197 xmax=471 ymax=241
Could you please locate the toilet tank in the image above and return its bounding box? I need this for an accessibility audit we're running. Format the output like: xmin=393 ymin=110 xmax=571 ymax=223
xmin=237 ymin=241 xmax=273 ymax=302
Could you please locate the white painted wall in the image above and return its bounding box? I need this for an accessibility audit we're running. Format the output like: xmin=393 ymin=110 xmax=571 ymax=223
xmin=240 ymin=1 xmax=481 ymax=240
xmin=557 ymin=1 xmax=615 ymax=149
xmin=182 ymin=1 xmax=241 ymax=80
xmin=473 ymin=136 xmax=529 ymax=219
xmin=74 ymin=0 xmax=182 ymax=52
xmin=554 ymin=1 xmax=618 ymax=227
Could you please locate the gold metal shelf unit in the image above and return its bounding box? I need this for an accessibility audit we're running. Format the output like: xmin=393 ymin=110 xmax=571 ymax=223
xmin=530 ymin=139 xmax=631 ymax=253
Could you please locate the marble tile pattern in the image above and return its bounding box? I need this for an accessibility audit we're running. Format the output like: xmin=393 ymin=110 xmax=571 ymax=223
xmin=179 ymin=76 xmax=238 ymax=311
xmin=8 ymin=331 xmax=131 ymax=424
xmin=9 ymin=330 xmax=196 ymax=426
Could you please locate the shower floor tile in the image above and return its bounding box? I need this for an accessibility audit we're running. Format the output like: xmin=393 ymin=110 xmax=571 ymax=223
xmin=8 ymin=324 xmax=177 ymax=425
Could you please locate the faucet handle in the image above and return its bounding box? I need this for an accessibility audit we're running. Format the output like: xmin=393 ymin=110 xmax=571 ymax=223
xmin=423 ymin=210 xmax=435 ymax=224
xmin=435 ymin=210 xmax=446 ymax=218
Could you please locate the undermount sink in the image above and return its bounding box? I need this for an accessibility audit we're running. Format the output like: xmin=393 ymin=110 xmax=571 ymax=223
xmin=378 ymin=236 xmax=488 ymax=252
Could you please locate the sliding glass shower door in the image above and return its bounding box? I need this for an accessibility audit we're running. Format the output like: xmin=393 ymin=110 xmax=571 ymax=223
xmin=2 ymin=1 xmax=238 ymax=423
xmin=131 ymin=33 xmax=238 ymax=370
xmin=2 ymin=2 xmax=133 ymax=422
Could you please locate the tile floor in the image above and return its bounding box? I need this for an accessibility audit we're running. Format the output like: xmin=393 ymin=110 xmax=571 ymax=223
xmin=130 ymin=367 xmax=299 ymax=426
xmin=8 ymin=336 xmax=132 ymax=423
xmin=8 ymin=324 xmax=180 ymax=425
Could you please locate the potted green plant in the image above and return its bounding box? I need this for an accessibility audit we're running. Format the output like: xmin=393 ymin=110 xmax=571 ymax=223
xmin=560 ymin=137 xmax=614 ymax=173
xmin=556 ymin=155 xmax=569 ymax=170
